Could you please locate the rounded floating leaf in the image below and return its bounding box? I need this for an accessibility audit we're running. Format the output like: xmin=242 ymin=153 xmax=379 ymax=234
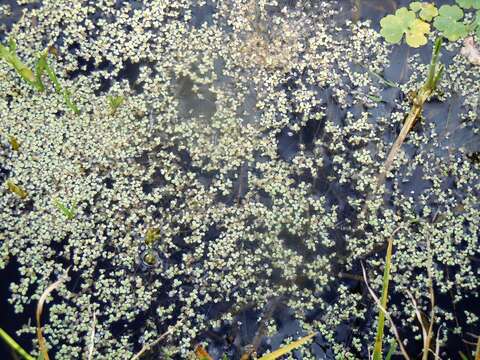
xmin=434 ymin=5 xmax=469 ymax=41
xmin=410 ymin=2 xmax=439 ymax=21
xmin=456 ymin=0 xmax=480 ymax=10
xmin=410 ymin=2 xmax=424 ymax=12
xmin=380 ymin=7 xmax=416 ymax=44
xmin=406 ymin=19 xmax=431 ymax=47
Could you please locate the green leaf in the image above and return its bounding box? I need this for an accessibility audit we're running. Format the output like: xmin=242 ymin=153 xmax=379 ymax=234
xmin=410 ymin=2 xmax=423 ymax=12
xmin=34 ymin=52 xmax=47 ymax=92
xmin=0 ymin=327 xmax=35 ymax=360
xmin=107 ymin=95 xmax=125 ymax=114
xmin=8 ymin=38 xmax=16 ymax=52
xmin=456 ymin=0 xmax=480 ymax=10
xmin=409 ymin=2 xmax=439 ymax=21
xmin=372 ymin=238 xmax=393 ymax=360
xmin=384 ymin=340 xmax=397 ymax=360
xmin=53 ymin=198 xmax=77 ymax=220
xmin=406 ymin=19 xmax=431 ymax=47
xmin=433 ymin=5 xmax=469 ymax=41
xmin=380 ymin=8 xmax=416 ymax=44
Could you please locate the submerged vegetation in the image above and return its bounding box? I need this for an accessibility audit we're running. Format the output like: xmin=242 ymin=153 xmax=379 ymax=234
xmin=0 ymin=40 xmax=79 ymax=114
xmin=0 ymin=0 xmax=479 ymax=359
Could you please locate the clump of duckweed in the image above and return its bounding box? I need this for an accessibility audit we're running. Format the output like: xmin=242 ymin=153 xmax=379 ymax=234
xmin=0 ymin=0 xmax=479 ymax=359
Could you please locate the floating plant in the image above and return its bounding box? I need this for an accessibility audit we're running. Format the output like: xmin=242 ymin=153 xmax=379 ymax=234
xmin=380 ymin=1 xmax=480 ymax=46
xmin=52 ymin=198 xmax=77 ymax=220
xmin=380 ymin=7 xmax=431 ymax=47
xmin=1 ymin=1 xmax=479 ymax=359
xmin=107 ymin=95 xmax=125 ymax=115
xmin=0 ymin=40 xmax=79 ymax=114
xmin=8 ymin=136 xmax=20 ymax=151
xmin=433 ymin=4 xmax=469 ymax=41
xmin=5 ymin=180 xmax=27 ymax=199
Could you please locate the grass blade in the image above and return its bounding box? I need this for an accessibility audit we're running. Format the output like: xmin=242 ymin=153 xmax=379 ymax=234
xmin=42 ymin=54 xmax=80 ymax=115
xmin=53 ymin=198 xmax=77 ymax=220
xmin=372 ymin=237 xmax=394 ymax=360
xmin=0 ymin=42 xmax=37 ymax=88
xmin=0 ymin=327 xmax=35 ymax=360
xmin=385 ymin=339 xmax=397 ymax=360
xmin=258 ymin=333 xmax=316 ymax=360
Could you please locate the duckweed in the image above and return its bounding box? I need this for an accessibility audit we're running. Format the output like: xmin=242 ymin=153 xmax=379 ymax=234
xmin=0 ymin=1 xmax=479 ymax=359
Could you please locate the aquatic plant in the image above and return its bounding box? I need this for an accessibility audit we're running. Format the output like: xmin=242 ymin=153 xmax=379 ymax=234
xmin=195 ymin=333 xmax=316 ymax=360
xmin=107 ymin=95 xmax=125 ymax=114
xmin=257 ymin=333 xmax=316 ymax=360
xmin=380 ymin=1 xmax=480 ymax=46
xmin=376 ymin=37 xmax=444 ymax=193
xmin=8 ymin=135 xmax=20 ymax=151
xmin=36 ymin=51 xmax=80 ymax=115
xmin=0 ymin=39 xmax=42 ymax=91
xmin=380 ymin=7 xmax=431 ymax=47
xmin=0 ymin=327 xmax=34 ymax=360
xmin=5 ymin=179 xmax=28 ymax=199
xmin=52 ymin=198 xmax=77 ymax=220
xmin=1 ymin=0 xmax=479 ymax=358
xmin=0 ymin=40 xmax=79 ymax=114
xmin=371 ymin=236 xmax=393 ymax=360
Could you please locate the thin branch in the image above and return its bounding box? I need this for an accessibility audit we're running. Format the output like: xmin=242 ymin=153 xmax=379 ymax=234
xmin=406 ymin=291 xmax=428 ymax=352
xmin=432 ymin=324 xmax=443 ymax=360
xmin=425 ymin=235 xmax=436 ymax=360
xmin=130 ymin=321 xmax=182 ymax=360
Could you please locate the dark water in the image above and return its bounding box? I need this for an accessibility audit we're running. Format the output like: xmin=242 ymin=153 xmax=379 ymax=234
xmin=1 ymin=0 xmax=480 ymax=359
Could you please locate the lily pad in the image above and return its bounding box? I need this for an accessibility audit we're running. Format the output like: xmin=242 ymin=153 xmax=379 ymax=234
xmin=433 ymin=5 xmax=469 ymax=41
xmin=410 ymin=2 xmax=439 ymax=22
xmin=456 ymin=0 xmax=480 ymax=10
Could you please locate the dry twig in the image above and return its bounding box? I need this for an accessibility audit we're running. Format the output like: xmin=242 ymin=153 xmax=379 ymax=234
xmin=36 ymin=267 xmax=70 ymax=360
xmin=130 ymin=320 xmax=182 ymax=360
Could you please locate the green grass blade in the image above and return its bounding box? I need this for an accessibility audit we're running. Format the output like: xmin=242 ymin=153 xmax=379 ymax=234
xmin=0 ymin=43 xmax=37 ymax=88
xmin=62 ymin=89 xmax=80 ymax=115
xmin=34 ymin=52 xmax=47 ymax=92
xmin=0 ymin=327 xmax=35 ymax=360
xmin=43 ymin=57 xmax=80 ymax=115
xmin=372 ymin=237 xmax=394 ymax=360
xmin=53 ymin=198 xmax=76 ymax=220
xmin=384 ymin=339 xmax=397 ymax=360
xmin=426 ymin=37 xmax=443 ymax=90
xmin=43 ymin=56 xmax=62 ymax=94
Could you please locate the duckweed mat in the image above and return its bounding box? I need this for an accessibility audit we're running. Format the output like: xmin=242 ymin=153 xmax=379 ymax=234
xmin=1 ymin=0 xmax=479 ymax=359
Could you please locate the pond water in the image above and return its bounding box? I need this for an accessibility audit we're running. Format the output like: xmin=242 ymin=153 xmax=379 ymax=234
xmin=0 ymin=0 xmax=479 ymax=359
